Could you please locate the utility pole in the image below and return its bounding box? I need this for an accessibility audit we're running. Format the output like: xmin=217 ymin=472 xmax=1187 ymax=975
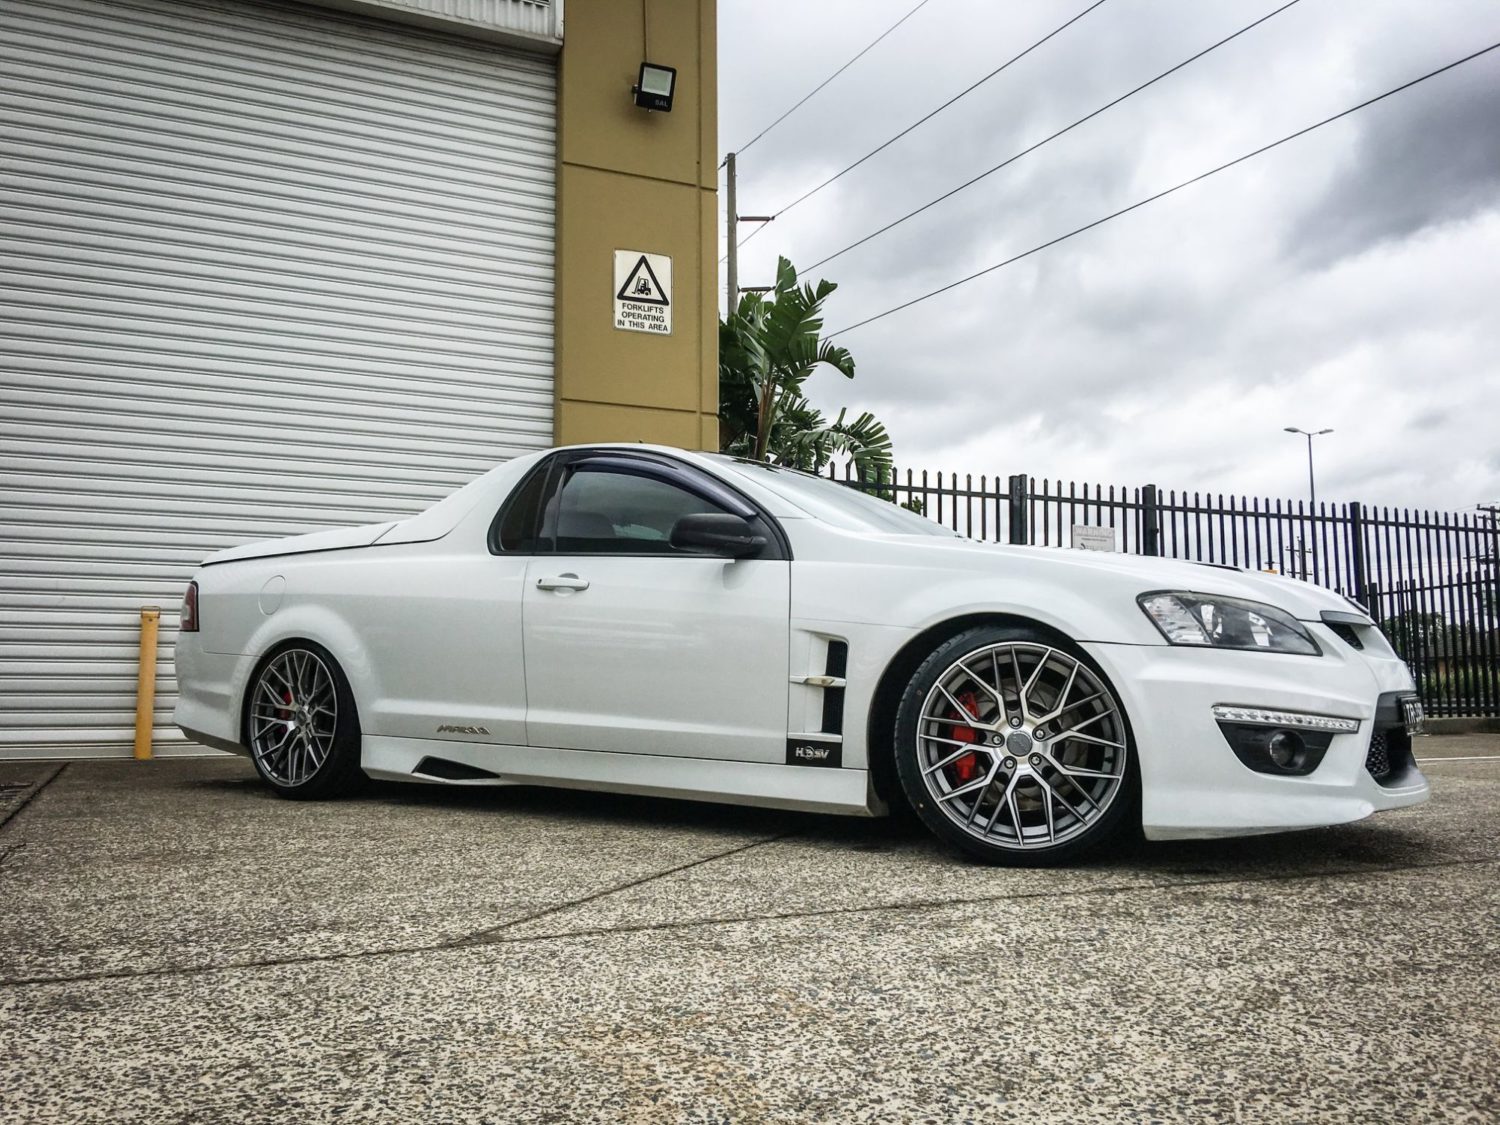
xmin=1481 ymin=503 xmax=1500 ymax=599
xmin=723 ymin=151 xmax=773 ymax=312
xmin=725 ymin=151 xmax=737 ymax=313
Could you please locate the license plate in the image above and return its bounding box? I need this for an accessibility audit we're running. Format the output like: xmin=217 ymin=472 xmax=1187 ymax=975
xmin=1401 ymin=697 xmax=1425 ymax=735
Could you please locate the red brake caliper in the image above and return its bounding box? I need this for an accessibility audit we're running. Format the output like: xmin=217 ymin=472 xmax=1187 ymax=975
xmin=947 ymin=691 xmax=981 ymax=783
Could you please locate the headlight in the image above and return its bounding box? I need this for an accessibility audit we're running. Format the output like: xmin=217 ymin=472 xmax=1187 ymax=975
xmin=1138 ymin=591 xmax=1321 ymax=656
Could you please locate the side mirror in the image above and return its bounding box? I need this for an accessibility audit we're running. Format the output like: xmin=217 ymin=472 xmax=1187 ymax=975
xmin=669 ymin=513 xmax=767 ymax=559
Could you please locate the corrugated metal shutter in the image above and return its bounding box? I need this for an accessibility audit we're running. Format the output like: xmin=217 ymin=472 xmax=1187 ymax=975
xmin=357 ymin=0 xmax=563 ymax=42
xmin=0 ymin=0 xmax=557 ymax=757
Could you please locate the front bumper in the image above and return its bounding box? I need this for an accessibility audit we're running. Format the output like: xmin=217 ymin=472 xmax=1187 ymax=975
xmin=1083 ymin=634 xmax=1429 ymax=841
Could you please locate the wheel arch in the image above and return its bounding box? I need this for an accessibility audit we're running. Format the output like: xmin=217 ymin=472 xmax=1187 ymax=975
xmin=865 ymin=612 xmax=1081 ymax=808
xmin=237 ymin=634 xmax=363 ymax=748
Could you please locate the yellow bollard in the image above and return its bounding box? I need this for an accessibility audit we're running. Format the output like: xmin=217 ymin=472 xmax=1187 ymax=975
xmin=133 ymin=606 xmax=161 ymax=761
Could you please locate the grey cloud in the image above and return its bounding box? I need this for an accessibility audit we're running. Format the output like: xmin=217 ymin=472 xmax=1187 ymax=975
xmin=723 ymin=0 xmax=1500 ymax=510
xmin=1286 ymin=61 xmax=1500 ymax=265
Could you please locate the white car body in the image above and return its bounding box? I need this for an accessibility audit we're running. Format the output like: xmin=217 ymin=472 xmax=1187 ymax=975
xmin=175 ymin=444 xmax=1429 ymax=843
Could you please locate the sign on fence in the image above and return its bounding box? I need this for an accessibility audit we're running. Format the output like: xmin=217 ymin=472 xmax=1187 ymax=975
xmin=1072 ymin=525 xmax=1116 ymax=552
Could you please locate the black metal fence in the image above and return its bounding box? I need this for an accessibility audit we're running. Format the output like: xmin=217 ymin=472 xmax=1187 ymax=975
xmin=831 ymin=465 xmax=1500 ymax=718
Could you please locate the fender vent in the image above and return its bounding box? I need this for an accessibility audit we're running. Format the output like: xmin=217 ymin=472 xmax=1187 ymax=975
xmin=413 ymin=756 xmax=501 ymax=781
xmin=821 ymin=687 xmax=846 ymax=736
xmin=826 ymin=640 xmax=848 ymax=678
xmin=821 ymin=641 xmax=849 ymax=736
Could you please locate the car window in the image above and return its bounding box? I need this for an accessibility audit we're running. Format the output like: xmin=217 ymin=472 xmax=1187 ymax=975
xmin=496 ymin=461 xmax=553 ymax=552
xmin=542 ymin=467 xmax=731 ymax=554
xmin=711 ymin=457 xmax=960 ymax=537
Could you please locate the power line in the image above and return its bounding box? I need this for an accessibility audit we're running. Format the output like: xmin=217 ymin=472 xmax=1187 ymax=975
xmin=729 ymin=0 xmax=940 ymax=161
xmin=739 ymin=0 xmax=1114 ymax=250
xmin=827 ymin=41 xmax=1500 ymax=339
xmin=807 ymin=0 xmax=1303 ymax=273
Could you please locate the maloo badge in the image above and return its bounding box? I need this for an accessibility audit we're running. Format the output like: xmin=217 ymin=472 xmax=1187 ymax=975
xmin=436 ymin=724 xmax=491 ymax=736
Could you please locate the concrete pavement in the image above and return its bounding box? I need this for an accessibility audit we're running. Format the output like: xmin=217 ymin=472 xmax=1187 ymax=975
xmin=1 ymin=740 xmax=1497 ymax=1123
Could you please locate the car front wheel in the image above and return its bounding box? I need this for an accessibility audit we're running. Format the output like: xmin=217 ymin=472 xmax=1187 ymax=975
xmin=893 ymin=625 xmax=1136 ymax=865
xmin=244 ymin=642 xmax=364 ymax=799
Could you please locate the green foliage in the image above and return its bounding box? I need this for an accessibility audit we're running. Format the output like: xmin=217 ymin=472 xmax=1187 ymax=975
xmin=719 ymin=257 xmax=893 ymax=482
xmin=1378 ymin=611 xmax=1449 ymax=657
xmin=1421 ymin=663 xmax=1500 ymax=701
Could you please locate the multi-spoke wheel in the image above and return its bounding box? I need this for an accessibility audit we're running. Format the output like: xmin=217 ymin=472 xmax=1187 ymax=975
xmin=244 ymin=642 xmax=364 ymax=799
xmin=894 ymin=625 xmax=1135 ymax=865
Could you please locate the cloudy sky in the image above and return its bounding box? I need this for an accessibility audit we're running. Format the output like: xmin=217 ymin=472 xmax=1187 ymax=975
xmin=717 ymin=0 xmax=1500 ymax=513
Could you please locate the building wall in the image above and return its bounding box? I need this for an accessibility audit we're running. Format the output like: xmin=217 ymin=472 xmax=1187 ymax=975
xmin=554 ymin=0 xmax=719 ymax=451
xmin=0 ymin=0 xmax=719 ymax=757
xmin=0 ymin=0 xmax=563 ymax=757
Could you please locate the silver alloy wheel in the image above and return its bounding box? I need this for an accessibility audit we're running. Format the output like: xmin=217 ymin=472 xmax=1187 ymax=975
xmin=915 ymin=641 xmax=1127 ymax=850
xmin=249 ymin=648 xmax=339 ymax=787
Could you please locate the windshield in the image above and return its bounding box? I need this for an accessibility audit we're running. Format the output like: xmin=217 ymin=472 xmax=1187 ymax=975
xmin=711 ymin=457 xmax=960 ymax=537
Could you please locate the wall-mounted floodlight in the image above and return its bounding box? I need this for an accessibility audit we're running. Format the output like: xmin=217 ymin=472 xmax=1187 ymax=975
xmin=634 ymin=62 xmax=677 ymax=112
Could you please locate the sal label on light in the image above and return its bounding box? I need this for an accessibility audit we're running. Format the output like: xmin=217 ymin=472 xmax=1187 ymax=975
xmin=614 ymin=250 xmax=672 ymax=335
xmin=786 ymin=738 xmax=842 ymax=768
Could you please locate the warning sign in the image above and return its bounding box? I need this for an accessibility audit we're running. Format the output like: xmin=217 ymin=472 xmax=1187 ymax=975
xmin=1072 ymin=525 xmax=1116 ymax=552
xmin=614 ymin=250 xmax=672 ymax=335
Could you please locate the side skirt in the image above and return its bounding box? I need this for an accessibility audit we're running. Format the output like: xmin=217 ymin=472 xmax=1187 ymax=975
xmin=361 ymin=735 xmax=877 ymax=817
xmin=178 ymin=723 xmax=251 ymax=759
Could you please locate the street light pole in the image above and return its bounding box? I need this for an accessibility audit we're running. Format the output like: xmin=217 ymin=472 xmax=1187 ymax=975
xmin=1283 ymin=426 xmax=1332 ymax=580
xmin=1304 ymin=432 xmax=1316 ymax=509
xmin=1283 ymin=426 xmax=1333 ymax=509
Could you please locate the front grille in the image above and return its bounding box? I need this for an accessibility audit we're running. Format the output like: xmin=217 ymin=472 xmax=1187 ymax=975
xmin=1365 ymin=731 xmax=1391 ymax=780
xmin=1364 ymin=692 xmax=1418 ymax=787
xmin=1364 ymin=722 xmax=1413 ymax=786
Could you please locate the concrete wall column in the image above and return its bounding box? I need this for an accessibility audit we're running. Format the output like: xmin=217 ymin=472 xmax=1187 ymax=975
xmin=553 ymin=0 xmax=718 ymax=450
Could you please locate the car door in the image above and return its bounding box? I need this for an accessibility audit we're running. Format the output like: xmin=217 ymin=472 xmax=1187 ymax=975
xmin=357 ymin=469 xmax=548 ymax=747
xmin=518 ymin=452 xmax=791 ymax=763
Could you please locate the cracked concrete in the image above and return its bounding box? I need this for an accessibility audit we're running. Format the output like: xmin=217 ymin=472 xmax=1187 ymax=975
xmin=1 ymin=745 xmax=1497 ymax=1122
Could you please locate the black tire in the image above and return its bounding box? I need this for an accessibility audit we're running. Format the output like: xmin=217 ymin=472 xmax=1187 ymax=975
xmin=243 ymin=640 xmax=365 ymax=800
xmin=893 ymin=624 xmax=1137 ymax=866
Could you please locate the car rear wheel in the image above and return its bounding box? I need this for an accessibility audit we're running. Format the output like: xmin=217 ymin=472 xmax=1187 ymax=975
xmin=245 ymin=642 xmax=364 ymax=799
xmin=893 ymin=625 xmax=1135 ymax=865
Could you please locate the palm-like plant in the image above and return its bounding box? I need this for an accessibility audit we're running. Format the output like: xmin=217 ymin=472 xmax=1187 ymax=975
xmin=719 ymin=257 xmax=893 ymax=481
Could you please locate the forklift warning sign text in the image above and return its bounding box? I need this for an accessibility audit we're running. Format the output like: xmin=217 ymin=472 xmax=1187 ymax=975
xmin=614 ymin=251 xmax=672 ymax=335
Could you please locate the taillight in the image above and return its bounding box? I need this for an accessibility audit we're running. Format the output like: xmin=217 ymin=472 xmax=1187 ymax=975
xmin=181 ymin=581 xmax=199 ymax=632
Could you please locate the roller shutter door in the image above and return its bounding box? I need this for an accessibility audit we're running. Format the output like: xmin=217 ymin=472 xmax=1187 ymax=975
xmin=0 ymin=0 xmax=556 ymax=757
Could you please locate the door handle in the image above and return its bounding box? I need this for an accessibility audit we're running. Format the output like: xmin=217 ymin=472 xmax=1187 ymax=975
xmin=536 ymin=574 xmax=590 ymax=592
